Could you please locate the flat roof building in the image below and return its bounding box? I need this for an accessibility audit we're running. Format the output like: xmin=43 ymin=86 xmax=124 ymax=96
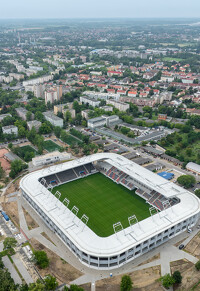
xmin=2 ymin=125 xmax=18 ymax=135
xmin=80 ymin=96 xmax=100 ymax=107
xmin=43 ymin=111 xmax=63 ymax=128
xmin=16 ymin=107 xmax=34 ymax=121
xmin=186 ymin=162 xmax=200 ymax=176
xmin=0 ymin=113 xmax=12 ymax=122
xmin=27 ymin=120 xmax=42 ymax=132
xmin=32 ymin=151 xmax=71 ymax=167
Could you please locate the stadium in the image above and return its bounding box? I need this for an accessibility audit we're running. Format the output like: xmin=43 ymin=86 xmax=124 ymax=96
xmin=20 ymin=153 xmax=200 ymax=269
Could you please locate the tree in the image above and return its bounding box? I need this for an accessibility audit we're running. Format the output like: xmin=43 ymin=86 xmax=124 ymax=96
xmin=70 ymin=285 xmax=84 ymax=291
xmin=172 ymin=270 xmax=182 ymax=284
xmin=44 ymin=274 xmax=58 ymax=291
xmin=24 ymin=151 xmax=35 ymax=162
xmin=0 ymin=162 xmax=5 ymax=179
xmin=9 ymin=159 xmax=28 ymax=179
xmin=120 ymin=275 xmax=133 ymax=291
xmin=195 ymin=189 xmax=200 ymax=198
xmin=34 ymin=250 xmax=49 ymax=269
xmin=28 ymin=280 xmax=45 ymax=291
xmin=73 ymin=101 xmax=81 ymax=113
xmin=8 ymin=143 xmax=13 ymax=150
xmin=159 ymin=274 xmax=175 ymax=289
xmin=3 ymin=237 xmax=17 ymax=254
xmin=195 ymin=260 xmax=200 ymax=270
xmin=39 ymin=122 xmax=52 ymax=135
xmin=177 ymin=175 xmax=196 ymax=188
xmin=26 ymin=111 xmax=32 ymax=121
xmin=18 ymin=126 xmax=26 ymax=138
xmin=0 ymin=256 xmax=4 ymax=269
xmin=54 ymin=126 xmax=62 ymax=138
xmin=0 ymin=268 xmax=17 ymax=290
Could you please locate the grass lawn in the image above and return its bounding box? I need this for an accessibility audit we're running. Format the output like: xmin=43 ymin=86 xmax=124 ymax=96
xmin=44 ymin=140 xmax=61 ymax=152
xmin=18 ymin=145 xmax=38 ymax=157
xmin=65 ymin=134 xmax=81 ymax=146
xmin=162 ymin=57 xmax=183 ymax=62
xmin=52 ymin=173 xmax=150 ymax=237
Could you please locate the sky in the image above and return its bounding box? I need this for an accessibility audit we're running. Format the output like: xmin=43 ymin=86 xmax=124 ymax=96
xmin=1 ymin=0 xmax=200 ymax=19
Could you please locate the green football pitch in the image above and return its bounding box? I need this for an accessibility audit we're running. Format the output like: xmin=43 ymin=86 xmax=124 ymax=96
xmin=44 ymin=140 xmax=61 ymax=152
xmin=52 ymin=173 xmax=150 ymax=237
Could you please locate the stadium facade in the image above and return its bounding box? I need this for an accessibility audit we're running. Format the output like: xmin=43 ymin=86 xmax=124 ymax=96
xmin=20 ymin=153 xmax=200 ymax=269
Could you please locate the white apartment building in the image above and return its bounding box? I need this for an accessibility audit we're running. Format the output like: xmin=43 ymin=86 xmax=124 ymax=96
xmin=27 ymin=120 xmax=42 ymax=132
xmin=0 ymin=113 xmax=12 ymax=122
xmin=9 ymin=73 xmax=24 ymax=81
xmin=2 ymin=125 xmax=18 ymax=135
xmin=45 ymin=89 xmax=58 ymax=104
xmin=88 ymin=116 xmax=107 ymax=129
xmin=99 ymin=106 xmax=113 ymax=112
xmin=80 ymin=96 xmax=100 ymax=107
xmin=83 ymin=91 xmax=120 ymax=101
xmin=23 ymin=75 xmax=53 ymax=87
xmin=43 ymin=112 xmax=63 ymax=128
xmin=81 ymin=109 xmax=91 ymax=120
xmin=106 ymin=99 xmax=129 ymax=111
xmin=16 ymin=107 xmax=34 ymax=121
xmin=88 ymin=115 xmax=119 ymax=129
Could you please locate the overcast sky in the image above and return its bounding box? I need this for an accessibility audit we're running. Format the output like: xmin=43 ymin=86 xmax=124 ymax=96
xmin=1 ymin=0 xmax=200 ymax=19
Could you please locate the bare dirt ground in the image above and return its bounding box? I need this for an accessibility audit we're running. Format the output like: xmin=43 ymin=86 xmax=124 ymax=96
xmin=92 ymin=266 xmax=161 ymax=291
xmin=29 ymin=238 xmax=82 ymax=285
xmin=4 ymin=178 xmax=21 ymax=195
xmin=0 ymin=148 xmax=11 ymax=174
xmin=41 ymin=232 xmax=56 ymax=246
xmin=174 ymin=238 xmax=187 ymax=248
xmin=2 ymin=201 xmax=19 ymax=227
xmin=185 ymin=232 xmax=200 ymax=260
xmin=138 ymin=253 xmax=160 ymax=266
xmin=170 ymin=259 xmax=200 ymax=290
xmin=22 ymin=207 xmax=39 ymax=230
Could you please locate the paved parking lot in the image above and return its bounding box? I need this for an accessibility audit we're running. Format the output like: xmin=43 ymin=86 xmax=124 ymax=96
xmin=12 ymin=254 xmax=34 ymax=284
xmin=2 ymin=256 xmax=22 ymax=285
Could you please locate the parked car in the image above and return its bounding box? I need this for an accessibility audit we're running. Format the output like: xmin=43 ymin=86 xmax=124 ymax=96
xmin=179 ymin=244 xmax=184 ymax=250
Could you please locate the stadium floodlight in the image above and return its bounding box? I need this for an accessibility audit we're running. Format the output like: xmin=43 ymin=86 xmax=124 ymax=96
xmin=128 ymin=215 xmax=138 ymax=227
xmin=70 ymin=206 xmax=79 ymax=220
xmin=81 ymin=214 xmax=89 ymax=231
xmin=54 ymin=191 xmax=61 ymax=204
xmin=40 ymin=178 xmax=47 ymax=187
xmin=149 ymin=206 xmax=158 ymax=217
xmin=55 ymin=191 xmax=61 ymax=200
xmin=113 ymin=222 xmax=124 ymax=235
xmin=47 ymin=184 xmax=53 ymax=192
xmin=162 ymin=200 xmax=171 ymax=210
xmin=62 ymin=198 xmax=70 ymax=212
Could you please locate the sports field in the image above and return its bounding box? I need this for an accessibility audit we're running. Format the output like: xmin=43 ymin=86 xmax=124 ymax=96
xmin=52 ymin=173 xmax=150 ymax=237
xmin=44 ymin=140 xmax=61 ymax=152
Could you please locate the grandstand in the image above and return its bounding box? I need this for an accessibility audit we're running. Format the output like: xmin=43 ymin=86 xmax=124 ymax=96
xmin=20 ymin=153 xmax=200 ymax=270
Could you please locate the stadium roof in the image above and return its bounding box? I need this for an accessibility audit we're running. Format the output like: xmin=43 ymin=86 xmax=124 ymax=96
xmin=20 ymin=153 xmax=200 ymax=258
